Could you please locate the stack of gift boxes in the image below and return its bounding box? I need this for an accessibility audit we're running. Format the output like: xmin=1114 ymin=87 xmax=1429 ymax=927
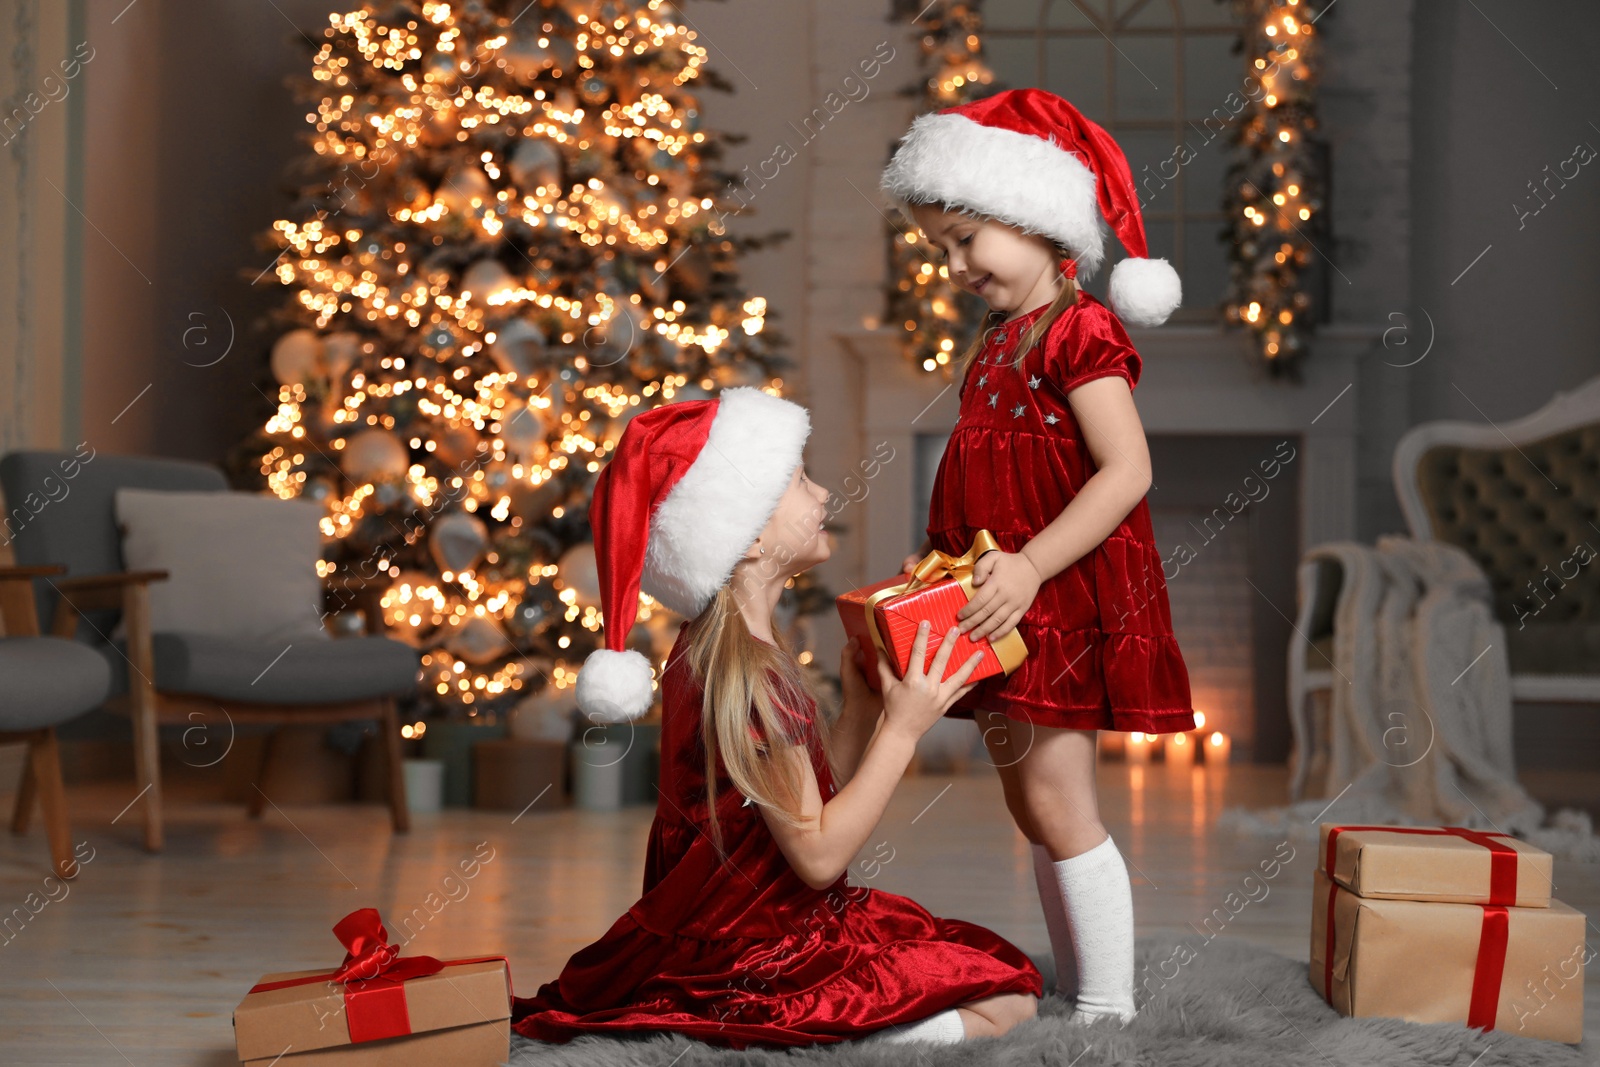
xmin=1310 ymin=823 xmax=1586 ymax=1044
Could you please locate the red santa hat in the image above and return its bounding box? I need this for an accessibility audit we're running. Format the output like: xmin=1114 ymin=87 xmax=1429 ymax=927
xmin=881 ymin=87 xmax=1182 ymax=328
xmin=575 ymin=386 xmax=811 ymax=722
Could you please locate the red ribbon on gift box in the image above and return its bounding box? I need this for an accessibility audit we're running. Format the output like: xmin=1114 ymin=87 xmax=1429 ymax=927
xmin=1320 ymin=825 xmax=1519 ymax=1030
xmin=248 ymin=908 xmax=511 ymax=1044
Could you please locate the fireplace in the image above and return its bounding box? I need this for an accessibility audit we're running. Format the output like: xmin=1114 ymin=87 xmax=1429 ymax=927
xmin=830 ymin=323 xmax=1381 ymax=763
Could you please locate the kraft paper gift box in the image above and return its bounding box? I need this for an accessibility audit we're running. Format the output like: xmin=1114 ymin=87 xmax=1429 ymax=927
xmin=233 ymin=908 xmax=512 ymax=1066
xmin=836 ymin=530 xmax=1026 ymax=694
xmin=1309 ymin=869 xmax=1585 ymax=1043
xmin=1318 ymin=823 xmax=1553 ymax=907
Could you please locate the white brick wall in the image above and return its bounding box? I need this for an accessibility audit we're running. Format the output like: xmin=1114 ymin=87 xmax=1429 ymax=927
xmin=1151 ymin=507 xmax=1256 ymax=749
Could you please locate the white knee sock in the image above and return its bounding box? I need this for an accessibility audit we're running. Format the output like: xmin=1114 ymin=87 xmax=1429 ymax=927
xmin=1049 ymin=834 xmax=1137 ymax=1024
xmin=1032 ymin=842 xmax=1078 ymax=999
xmin=856 ymin=1007 xmax=966 ymax=1044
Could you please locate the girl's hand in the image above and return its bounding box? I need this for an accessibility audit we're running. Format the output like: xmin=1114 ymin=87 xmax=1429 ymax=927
xmin=902 ymin=537 xmax=933 ymax=575
xmin=958 ymin=549 xmax=1042 ymax=643
xmin=838 ymin=637 xmax=884 ymax=718
xmin=877 ymin=621 xmax=984 ymax=740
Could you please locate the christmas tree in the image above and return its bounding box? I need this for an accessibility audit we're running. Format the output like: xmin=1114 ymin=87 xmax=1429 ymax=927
xmin=885 ymin=0 xmax=994 ymax=376
xmin=239 ymin=0 xmax=794 ymax=723
xmin=1220 ymin=0 xmax=1330 ymax=376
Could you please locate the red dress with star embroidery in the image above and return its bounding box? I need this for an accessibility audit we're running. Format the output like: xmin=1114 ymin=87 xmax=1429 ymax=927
xmin=510 ymin=622 xmax=1043 ymax=1050
xmin=929 ymin=289 xmax=1196 ymax=734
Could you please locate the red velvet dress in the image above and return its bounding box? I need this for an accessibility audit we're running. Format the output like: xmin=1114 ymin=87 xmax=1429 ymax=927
xmin=929 ymin=291 xmax=1196 ymax=735
xmin=510 ymin=623 xmax=1043 ymax=1050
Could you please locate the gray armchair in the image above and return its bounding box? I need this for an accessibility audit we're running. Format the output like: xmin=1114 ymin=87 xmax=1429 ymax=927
xmin=1 ymin=565 xmax=111 ymax=880
xmin=0 ymin=451 xmax=418 ymax=851
xmin=1392 ymin=376 xmax=1600 ymax=699
xmin=1287 ymin=376 xmax=1600 ymax=799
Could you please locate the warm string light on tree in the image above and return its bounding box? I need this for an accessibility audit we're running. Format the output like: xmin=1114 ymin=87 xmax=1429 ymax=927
xmin=239 ymin=0 xmax=793 ymax=720
xmin=885 ymin=0 xmax=994 ymax=376
xmin=1220 ymin=0 xmax=1329 ymax=376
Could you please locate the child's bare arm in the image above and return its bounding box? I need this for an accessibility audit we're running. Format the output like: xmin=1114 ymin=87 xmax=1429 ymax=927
xmin=828 ymin=638 xmax=884 ymax=785
xmin=1022 ymin=376 xmax=1152 ymax=579
xmin=758 ymin=729 xmax=915 ymax=890
xmin=758 ymin=625 xmax=980 ymax=890
xmin=828 ymin=709 xmax=883 ymax=786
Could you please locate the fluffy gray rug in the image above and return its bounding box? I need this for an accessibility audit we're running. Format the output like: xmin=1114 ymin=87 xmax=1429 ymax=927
xmin=506 ymin=936 xmax=1589 ymax=1065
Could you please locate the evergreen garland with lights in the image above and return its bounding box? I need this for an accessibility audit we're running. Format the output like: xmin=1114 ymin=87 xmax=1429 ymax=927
xmin=1220 ymin=0 xmax=1330 ymax=376
xmin=885 ymin=0 xmax=995 ymax=376
xmin=235 ymin=0 xmax=805 ymax=725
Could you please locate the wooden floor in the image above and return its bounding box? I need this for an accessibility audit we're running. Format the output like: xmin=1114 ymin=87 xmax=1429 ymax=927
xmin=2 ymin=762 xmax=1596 ymax=1064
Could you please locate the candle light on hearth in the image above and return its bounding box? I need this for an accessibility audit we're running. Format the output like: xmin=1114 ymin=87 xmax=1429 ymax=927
xmin=1126 ymin=732 xmax=1156 ymax=764
xmin=1099 ymin=731 xmax=1125 ymax=759
xmin=1164 ymin=729 xmax=1195 ymax=769
xmin=1205 ymin=730 xmax=1232 ymax=766
xmin=1182 ymin=710 xmax=1208 ymax=767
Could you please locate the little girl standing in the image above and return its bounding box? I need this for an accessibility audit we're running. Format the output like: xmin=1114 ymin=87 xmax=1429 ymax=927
xmin=881 ymin=88 xmax=1198 ymax=1025
xmin=512 ymin=388 xmax=1042 ymax=1049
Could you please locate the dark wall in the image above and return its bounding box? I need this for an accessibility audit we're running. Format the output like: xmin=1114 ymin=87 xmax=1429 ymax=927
xmin=82 ymin=0 xmax=354 ymax=466
xmin=1410 ymin=0 xmax=1600 ymax=427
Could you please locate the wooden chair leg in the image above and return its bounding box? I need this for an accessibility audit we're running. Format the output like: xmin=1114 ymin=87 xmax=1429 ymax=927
xmin=128 ymin=698 xmax=164 ymax=852
xmin=11 ymin=749 xmax=36 ymax=835
xmin=380 ymin=699 xmax=410 ymax=833
xmin=247 ymin=728 xmax=281 ymax=818
xmin=27 ymin=730 xmax=76 ymax=881
xmin=123 ymin=581 xmax=164 ymax=852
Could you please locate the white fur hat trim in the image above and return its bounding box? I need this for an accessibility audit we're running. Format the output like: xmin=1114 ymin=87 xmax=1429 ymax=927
xmin=881 ymin=111 xmax=1110 ymax=279
xmin=640 ymin=387 xmax=810 ymax=620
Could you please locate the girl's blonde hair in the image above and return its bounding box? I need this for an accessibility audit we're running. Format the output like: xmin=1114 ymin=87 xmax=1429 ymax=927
xmin=920 ymin=203 xmax=1082 ymax=378
xmin=685 ymin=581 xmax=836 ymax=859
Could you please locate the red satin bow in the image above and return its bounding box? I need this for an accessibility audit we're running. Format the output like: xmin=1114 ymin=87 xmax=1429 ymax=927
xmin=330 ymin=908 xmax=443 ymax=985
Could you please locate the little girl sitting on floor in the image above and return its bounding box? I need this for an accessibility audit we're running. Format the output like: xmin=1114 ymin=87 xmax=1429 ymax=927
xmin=511 ymin=387 xmax=1043 ymax=1049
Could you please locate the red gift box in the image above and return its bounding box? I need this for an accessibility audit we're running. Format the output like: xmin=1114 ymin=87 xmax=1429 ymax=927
xmin=836 ymin=531 xmax=1027 ymax=693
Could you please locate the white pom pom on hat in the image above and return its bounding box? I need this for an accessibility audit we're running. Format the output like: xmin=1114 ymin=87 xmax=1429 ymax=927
xmin=1109 ymin=256 xmax=1183 ymax=328
xmin=574 ymin=387 xmax=811 ymax=722
xmin=881 ymin=87 xmax=1182 ymax=327
xmin=574 ymin=648 xmax=656 ymax=724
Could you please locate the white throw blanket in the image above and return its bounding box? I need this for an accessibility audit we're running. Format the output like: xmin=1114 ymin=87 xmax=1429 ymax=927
xmin=1221 ymin=535 xmax=1600 ymax=862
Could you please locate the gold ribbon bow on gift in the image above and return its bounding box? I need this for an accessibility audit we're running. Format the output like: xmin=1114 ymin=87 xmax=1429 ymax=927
xmin=862 ymin=529 xmax=1028 ymax=678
